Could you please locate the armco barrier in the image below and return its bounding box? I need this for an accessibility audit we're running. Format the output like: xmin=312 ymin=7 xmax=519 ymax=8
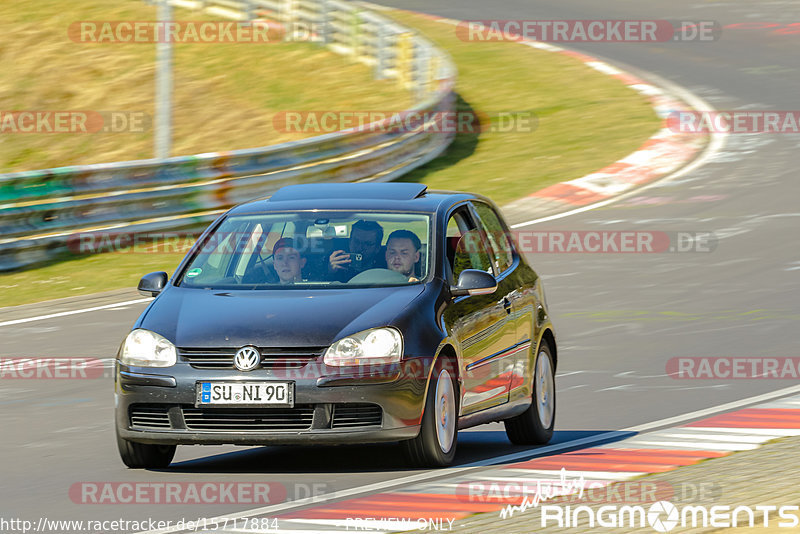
xmin=0 ymin=0 xmax=456 ymax=271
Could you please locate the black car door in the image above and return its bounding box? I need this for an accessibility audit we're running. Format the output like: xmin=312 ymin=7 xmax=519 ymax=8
xmin=470 ymin=200 xmax=535 ymax=398
xmin=443 ymin=205 xmax=515 ymax=415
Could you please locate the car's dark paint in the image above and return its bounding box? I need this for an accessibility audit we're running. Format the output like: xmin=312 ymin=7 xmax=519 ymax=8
xmin=119 ymin=370 xmax=177 ymax=388
xmin=137 ymin=271 xmax=168 ymax=297
xmin=268 ymin=182 xmax=429 ymax=202
xmin=116 ymin=184 xmax=556 ymax=450
xmin=136 ymin=285 xmax=425 ymax=349
xmin=116 ymin=358 xmax=428 ymax=445
xmin=450 ymin=269 xmax=498 ymax=296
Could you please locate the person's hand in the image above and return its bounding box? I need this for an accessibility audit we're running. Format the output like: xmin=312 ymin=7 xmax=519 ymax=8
xmin=408 ymin=276 xmax=419 ymax=283
xmin=328 ymin=250 xmax=351 ymax=271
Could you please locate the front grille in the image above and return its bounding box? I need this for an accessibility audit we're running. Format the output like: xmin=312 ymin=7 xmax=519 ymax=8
xmin=178 ymin=347 xmax=324 ymax=370
xmin=130 ymin=405 xmax=172 ymax=429
xmin=181 ymin=406 xmax=314 ymax=431
xmin=331 ymin=403 xmax=383 ymax=428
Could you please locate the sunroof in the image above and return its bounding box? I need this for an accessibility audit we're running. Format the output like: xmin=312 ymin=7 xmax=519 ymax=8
xmin=269 ymin=183 xmax=428 ymax=202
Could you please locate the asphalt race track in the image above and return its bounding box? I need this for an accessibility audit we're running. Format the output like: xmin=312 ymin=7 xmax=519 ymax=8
xmin=1 ymin=0 xmax=799 ymax=529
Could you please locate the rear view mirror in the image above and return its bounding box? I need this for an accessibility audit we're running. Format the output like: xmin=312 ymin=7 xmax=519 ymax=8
xmin=450 ymin=269 xmax=497 ymax=297
xmin=138 ymin=271 xmax=168 ymax=297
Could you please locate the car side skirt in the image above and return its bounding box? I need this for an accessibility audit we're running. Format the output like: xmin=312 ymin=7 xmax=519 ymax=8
xmin=457 ymin=396 xmax=531 ymax=430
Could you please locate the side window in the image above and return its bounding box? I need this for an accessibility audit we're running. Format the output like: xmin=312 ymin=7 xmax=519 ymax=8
xmin=445 ymin=208 xmax=494 ymax=282
xmin=234 ymin=223 xmax=266 ymax=277
xmin=472 ymin=202 xmax=514 ymax=274
xmin=185 ymin=220 xmax=250 ymax=283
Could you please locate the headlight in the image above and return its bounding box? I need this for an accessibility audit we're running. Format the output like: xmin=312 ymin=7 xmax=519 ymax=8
xmin=120 ymin=329 xmax=177 ymax=367
xmin=323 ymin=327 xmax=403 ymax=367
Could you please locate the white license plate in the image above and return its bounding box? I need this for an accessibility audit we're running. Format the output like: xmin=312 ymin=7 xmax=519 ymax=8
xmin=196 ymin=381 xmax=294 ymax=407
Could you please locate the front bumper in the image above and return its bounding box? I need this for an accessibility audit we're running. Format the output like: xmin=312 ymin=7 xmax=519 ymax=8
xmin=115 ymin=359 xmax=429 ymax=446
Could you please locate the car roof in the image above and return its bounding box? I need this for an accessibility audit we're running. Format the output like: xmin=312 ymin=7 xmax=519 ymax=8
xmin=227 ymin=183 xmax=484 ymax=216
xmin=270 ymin=183 xmax=428 ymax=202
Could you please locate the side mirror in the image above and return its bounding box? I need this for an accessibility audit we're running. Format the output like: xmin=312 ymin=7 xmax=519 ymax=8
xmin=450 ymin=269 xmax=497 ymax=297
xmin=138 ymin=271 xmax=168 ymax=297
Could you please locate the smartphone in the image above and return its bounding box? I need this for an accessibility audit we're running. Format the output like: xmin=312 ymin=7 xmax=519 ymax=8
xmin=349 ymin=253 xmax=363 ymax=269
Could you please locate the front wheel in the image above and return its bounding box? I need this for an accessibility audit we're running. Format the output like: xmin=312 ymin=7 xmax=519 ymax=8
xmin=504 ymin=341 xmax=555 ymax=445
xmin=402 ymin=361 xmax=458 ymax=467
xmin=117 ymin=430 xmax=176 ymax=469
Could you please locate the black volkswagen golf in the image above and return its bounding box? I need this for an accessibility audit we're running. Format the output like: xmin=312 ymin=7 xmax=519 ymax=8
xmin=115 ymin=183 xmax=557 ymax=468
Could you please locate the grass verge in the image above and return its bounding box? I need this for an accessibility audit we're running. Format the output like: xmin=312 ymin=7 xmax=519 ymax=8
xmin=0 ymin=0 xmax=410 ymax=171
xmin=0 ymin=248 xmax=187 ymax=307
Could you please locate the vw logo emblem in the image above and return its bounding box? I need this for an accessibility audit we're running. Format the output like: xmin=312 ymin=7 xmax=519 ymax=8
xmin=234 ymin=346 xmax=260 ymax=372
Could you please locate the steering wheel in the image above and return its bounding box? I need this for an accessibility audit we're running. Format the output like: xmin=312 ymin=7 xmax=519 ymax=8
xmin=348 ymin=268 xmax=410 ymax=284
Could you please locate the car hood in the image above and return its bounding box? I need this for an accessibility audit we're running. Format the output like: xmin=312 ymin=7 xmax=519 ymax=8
xmin=138 ymin=285 xmax=425 ymax=348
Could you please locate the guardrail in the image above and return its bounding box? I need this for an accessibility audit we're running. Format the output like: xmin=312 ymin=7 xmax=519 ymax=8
xmin=0 ymin=0 xmax=456 ymax=271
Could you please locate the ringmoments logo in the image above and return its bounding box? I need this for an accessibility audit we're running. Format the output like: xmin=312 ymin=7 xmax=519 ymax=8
xmin=496 ymin=469 xmax=798 ymax=531
xmin=538 ymin=501 xmax=800 ymax=531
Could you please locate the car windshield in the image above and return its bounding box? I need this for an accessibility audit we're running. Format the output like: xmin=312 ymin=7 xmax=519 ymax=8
xmin=178 ymin=211 xmax=432 ymax=289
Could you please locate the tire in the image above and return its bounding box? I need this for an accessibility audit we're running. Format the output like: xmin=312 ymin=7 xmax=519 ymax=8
xmin=504 ymin=341 xmax=556 ymax=445
xmin=402 ymin=359 xmax=458 ymax=467
xmin=117 ymin=430 xmax=176 ymax=469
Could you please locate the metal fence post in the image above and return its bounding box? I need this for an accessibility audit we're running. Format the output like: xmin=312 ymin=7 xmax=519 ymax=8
xmin=350 ymin=9 xmax=362 ymax=59
xmin=282 ymin=0 xmax=296 ymax=42
xmin=415 ymin=43 xmax=428 ymax=100
xmin=317 ymin=0 xmax=330 ymax=46
xmin=375 ymin=23 xmax=386 ymax=79
xmin=429 ymin=52 xmax=441 ymax=95
xmin=155 ymin=0 xmax=173 ymax=160
xmin=397 ymin=32 xmax=413 ymax=92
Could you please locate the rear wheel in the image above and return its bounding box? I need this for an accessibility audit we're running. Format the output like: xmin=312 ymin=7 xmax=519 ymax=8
xmin=402 ymin=360 xmax=458 ymax=467
xmin=117 ymin=431 xmax=176 ymax=469
xmin=504 ymin=341 xmax=555 ymax=445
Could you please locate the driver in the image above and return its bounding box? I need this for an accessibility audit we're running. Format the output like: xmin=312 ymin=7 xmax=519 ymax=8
xmin=272 ymin=237 xmax=307 ymax=284
xmin=385 ymin=230 xmax=421 ymax=282
xmin=328 ymin=220 xmax=386 ymax=281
